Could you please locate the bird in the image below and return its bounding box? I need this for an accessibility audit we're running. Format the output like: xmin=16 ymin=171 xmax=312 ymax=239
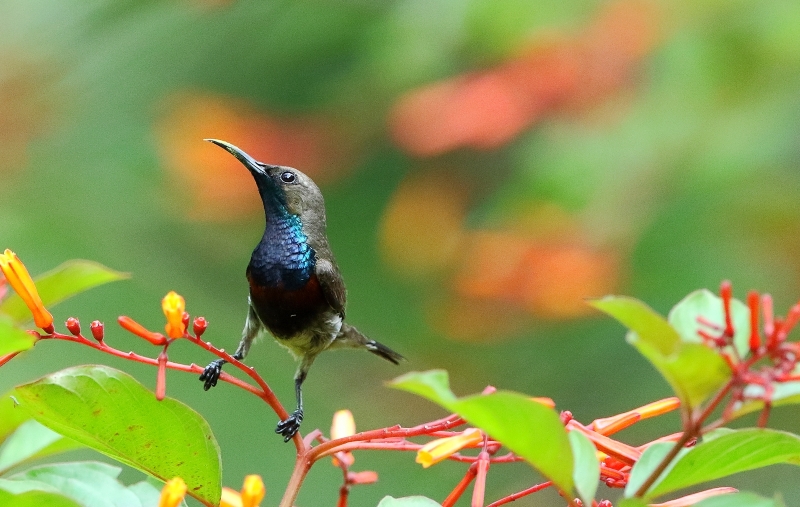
xmin=199 ymin=139 xmax=404 ymax=442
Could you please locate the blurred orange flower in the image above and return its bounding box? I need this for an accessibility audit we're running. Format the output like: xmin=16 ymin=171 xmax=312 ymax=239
xmin=388 ymin=0 xmax=658 ymax=156
xmin=155 ymin=93 xmax=353 ymax=221
xmin=416 ymin=428 xmax=483 ymax=468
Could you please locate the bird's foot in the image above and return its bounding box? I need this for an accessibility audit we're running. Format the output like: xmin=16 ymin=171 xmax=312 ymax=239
xmin=199 ymin=359 xmax=226 ymax=391
xmin=276 ymin=409 xmax=303 ymax=442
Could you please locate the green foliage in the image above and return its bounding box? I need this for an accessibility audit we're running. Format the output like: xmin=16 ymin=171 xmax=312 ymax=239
xmin=627 ymin=429 xmax=800 ymax=499
xmin=667 ymin=289 xmax=751 ymax=358
xmin=0 ymin=487 xmax=82 ymax=507
xmin=591 ymin=295 xmax=730 ymax=409
xmin=6 ymin=462 xmax=179 ymax=507
xmin=12 ymin=365 xmax=220 ymax=505
xmin=391 ymin=369 xmax=574 ymax=495
xmin=0 ymin=420 xmax=82 ymax=475
xmin=0 ymin=260 xmax=128 ymax=325
xmin=0 ymin=317 xmax=35 ymax=356
xmin=568 ymin=430 xmax=599 ymax=505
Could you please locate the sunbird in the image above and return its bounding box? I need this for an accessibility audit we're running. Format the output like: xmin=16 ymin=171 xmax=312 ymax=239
xmin=199 ymin=139 xmax=403 ymax=441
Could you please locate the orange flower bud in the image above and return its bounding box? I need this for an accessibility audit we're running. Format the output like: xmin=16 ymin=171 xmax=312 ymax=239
xmin=416 ymin=428 xmax=483 ymax=468
xmin=159 ymin=477 xmax=187 ymax=507
xmin=241 ymin=474 xmax=265 ymax=507
xmin=0 ymin=249 xmax=53 ymax=332
xmin=530 ymin=397 xmax=556 ymax=408
xmin=635 ymin=397 xmax=680 ymax=420
xmin=118 ymin=316 xmax=167 ymax=345
xmin=162 ymin=291 xmax=186 ymax=338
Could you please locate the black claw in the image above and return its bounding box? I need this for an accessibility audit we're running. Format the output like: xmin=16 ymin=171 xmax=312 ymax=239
xmin=199 ymin=360 xmax=224 ymax=391
xmin=275 ymin=409 xmax=303 ymax=442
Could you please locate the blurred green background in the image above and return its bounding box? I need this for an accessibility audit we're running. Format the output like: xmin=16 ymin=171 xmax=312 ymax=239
xmin=2 ymin=0 xmax=800 ymax=505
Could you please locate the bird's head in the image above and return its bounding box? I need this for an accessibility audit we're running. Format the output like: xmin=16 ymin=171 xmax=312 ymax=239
xmin=204 ymin=139 xmax=326 ymax=219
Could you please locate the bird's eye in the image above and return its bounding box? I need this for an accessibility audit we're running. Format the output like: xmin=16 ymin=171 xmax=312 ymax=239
xmin=280 ymin=171 xmax=296 ymax=183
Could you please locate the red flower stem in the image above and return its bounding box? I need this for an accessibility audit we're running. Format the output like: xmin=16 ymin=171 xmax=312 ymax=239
xmin=472 ymin=452 xmax=490 ymax=507
xmin=633 ymin=379 xmax=735 ymax=498
xmin=308 ymin=415 xmax=466 ymax=461
xmin=39 ymin=330 xmax=301 ymax=451
xmin=485 ymin=481 xmax=553 ymax=507
xmin=442 ymin=463 xmax=478 ymax=507
xmin=0 ymin=351 xmax=21 ymax=368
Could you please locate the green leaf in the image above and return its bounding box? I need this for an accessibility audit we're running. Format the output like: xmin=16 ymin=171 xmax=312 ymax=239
xmin=592 ymin=296 xmax=730 ymax=409
xmin=628 ymin=429 xmax=800 ymax=499
xmin=0 ymin=391 xmax=33 ymax=444
xmin=695 ymin=492 xmax=786 ymax=507
xmin=624 ymin=442 xmax=674 ymax=498
xmin=0 ymin=420 xmax=82 ymax=474
xmin=376 ymin=496 xmax=443 ymax=507
xmin=13 ymin=365 xmax=221 ymax=505
xmin=0 ymin=260 xmax=129 ymax=325
xmin=0 ymin=487 xmax=81 ymax=507
xmin=616 ymin=499 xmax=648 ymax=507
xmin=0 ymin=317 xmax=35 ymax=356
xmin=7 ymin=462 xmax=139 ymax=507
xmin=591 ymin=297 xmax=680 ymax=355
xmin=391 ymin=370 xmax=574 ymax=494
xmin=569 ymin=431 xmax=599 ymax=505
xmin=668 ymin=289 xmax=751 ymax=358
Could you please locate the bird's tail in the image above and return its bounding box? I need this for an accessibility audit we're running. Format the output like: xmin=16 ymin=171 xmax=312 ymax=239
xmin=334 ymin=324 xmax=405 ymax=364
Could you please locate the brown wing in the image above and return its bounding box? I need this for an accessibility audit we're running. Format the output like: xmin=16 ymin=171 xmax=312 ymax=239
xmin=315 ymin=257 xmax=346 ymax=317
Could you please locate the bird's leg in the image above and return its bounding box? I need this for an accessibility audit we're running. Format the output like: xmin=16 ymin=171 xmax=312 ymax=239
xmin=275 ymin=357 xmax=314 ymax=442
xmin=199 ymin=301 xmax=260 ymax=390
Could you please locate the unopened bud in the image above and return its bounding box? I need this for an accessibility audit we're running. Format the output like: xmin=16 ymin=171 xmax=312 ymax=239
xmin=598 ymin=501 xmax=612 ymax=507
xmin=560 ymin=410 xmax=573 ymax=425
xmin=181 ymin=311 xmax=190 ymax=328
xmin=90 ymin=320 xmax=104 ymax=342
xmin=193 ymin=317 xmax=208 ymax=337
xmin=66 ymin=317 xmax=81 ymax=336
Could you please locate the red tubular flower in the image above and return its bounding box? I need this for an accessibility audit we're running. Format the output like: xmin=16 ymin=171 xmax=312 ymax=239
xmin=720 ymin=280 xmax=734 ymax=338
xmin=747 ymin=291 xmax=760 ymax=352
xmin=118 ymin=316 xmax=167 ymax=346
xmin=0 ymin=249 xmax=54 ymax=332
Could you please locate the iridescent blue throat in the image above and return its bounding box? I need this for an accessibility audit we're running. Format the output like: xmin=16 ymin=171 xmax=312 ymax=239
xmin=249 ymin=197 xmax=315 ymax=291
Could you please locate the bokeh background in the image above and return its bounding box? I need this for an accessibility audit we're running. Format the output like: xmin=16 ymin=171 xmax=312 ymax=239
xmin=2 ymin=0 xmax=800 ymax=505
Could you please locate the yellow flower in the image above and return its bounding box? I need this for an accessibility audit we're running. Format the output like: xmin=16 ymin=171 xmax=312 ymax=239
xmin=220 ymin=487 xmax=243 ymax=507
xmin=416 ymin=428 xmax=483 ymax=468
xmin=221 ymin=475 xmax=265 ymax=507
xmin=161 ymin=291 xmax=186 ymax=338
xmin=331 ymin=409 xmax=356 ymax=439
xmin=0 ymin=249 xmax=53 ymax=332
xmin=159 ymin=477 xmax=187 ymax=507
xmin=241 ymin=475 xmax=265 ymax=507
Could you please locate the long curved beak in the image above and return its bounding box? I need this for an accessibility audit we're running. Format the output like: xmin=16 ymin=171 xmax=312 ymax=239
xmin=204 ymin=139 xmax=266 ymax=175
